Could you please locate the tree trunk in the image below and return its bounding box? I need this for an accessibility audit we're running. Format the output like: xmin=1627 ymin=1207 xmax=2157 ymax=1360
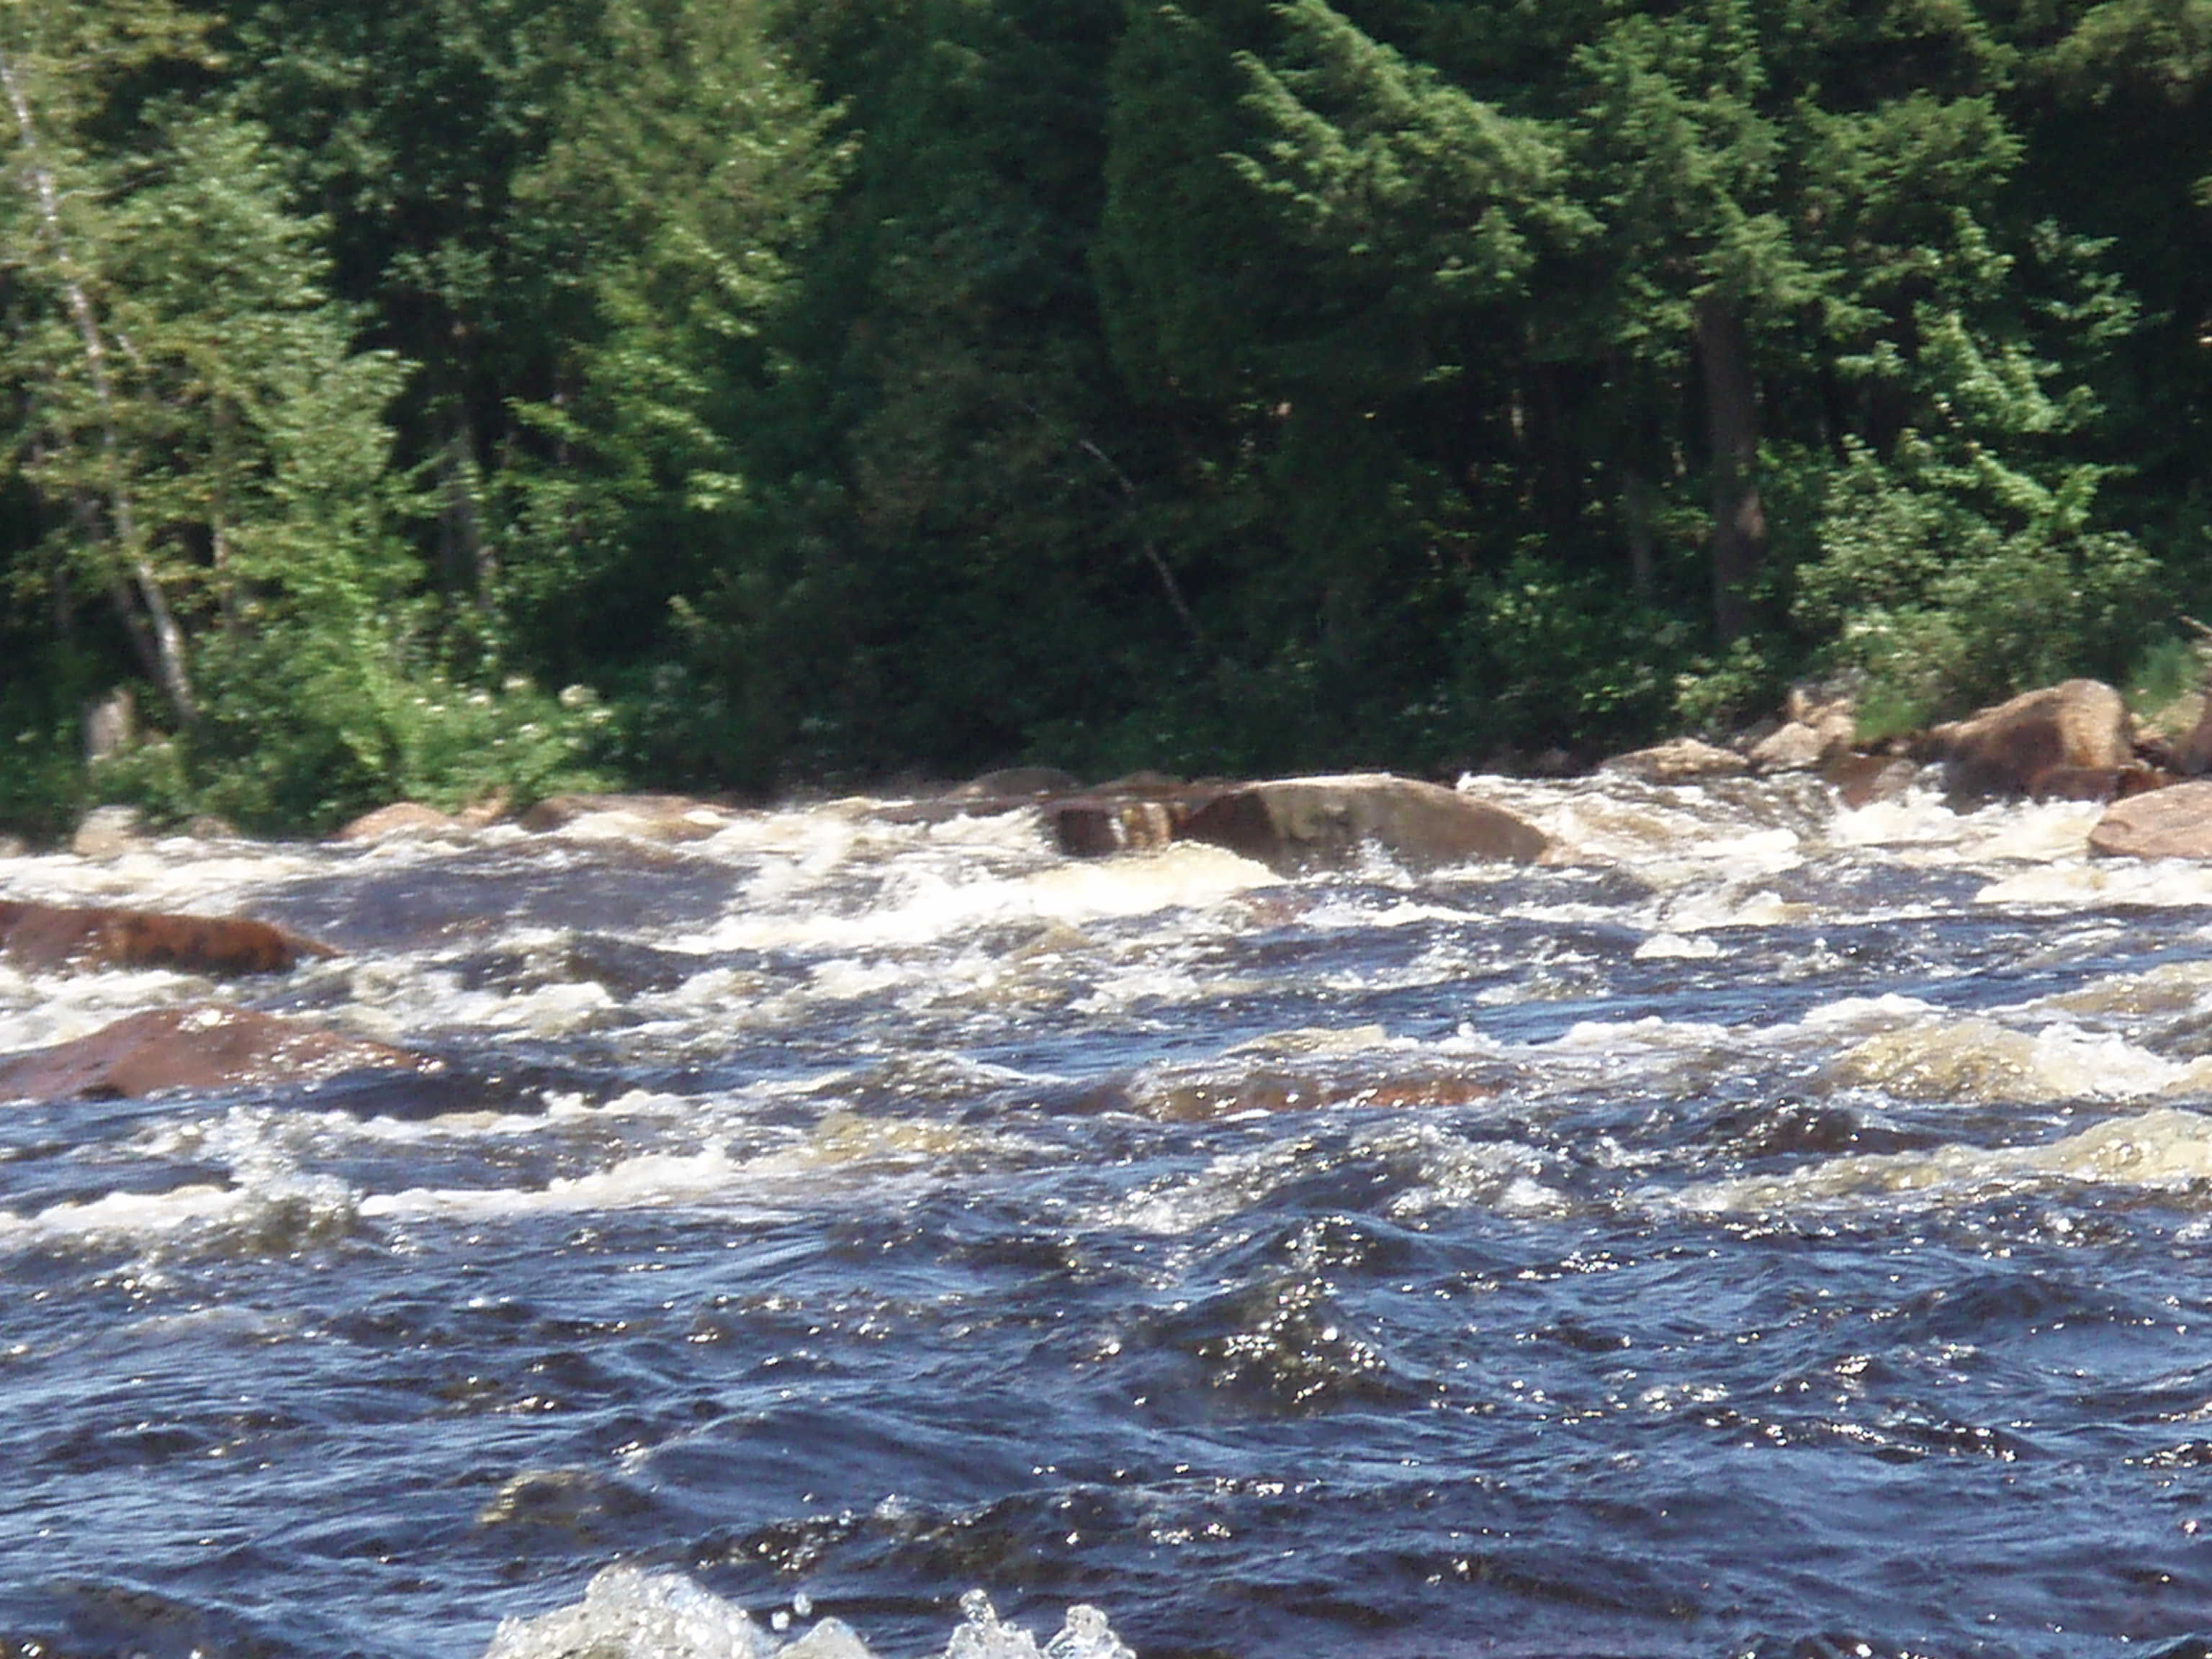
xmin=438 ymin=412 xmax=495 ymax=608
xmin=212 ymin=400 xmax=240 ymax=639
xmin=1622 ymin=469 xmax=1657 ymax=601
xmin=1691 ymin=292 xmax=1766 ymax=645
xmin=0 ymin=44 xmax=197 ymax=724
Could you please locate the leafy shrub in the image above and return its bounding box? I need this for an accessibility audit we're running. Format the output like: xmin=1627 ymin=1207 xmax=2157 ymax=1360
xmin=1795 ymin=431 xmax=2154 ymax=722
xmin=1459 ymin=547 xmax=1691 ymax=751
xmin=186 ymin=622 xmax=616 ymax=832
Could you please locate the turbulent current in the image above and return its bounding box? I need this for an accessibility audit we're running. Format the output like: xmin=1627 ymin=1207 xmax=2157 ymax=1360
xmin=9 ymin=773 xmax=2212 ymax=1658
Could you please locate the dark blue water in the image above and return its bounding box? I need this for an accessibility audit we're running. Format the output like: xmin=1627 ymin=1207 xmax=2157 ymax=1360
xmin=6 ymin=781 xmax=2212 ymax=1659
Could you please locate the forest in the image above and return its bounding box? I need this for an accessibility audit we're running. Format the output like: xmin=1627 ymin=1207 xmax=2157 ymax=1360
xmin=1 ymin=0 xmax=2208 ymax=833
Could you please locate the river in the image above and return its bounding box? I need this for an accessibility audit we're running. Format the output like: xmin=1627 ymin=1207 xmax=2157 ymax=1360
xmin=4 ymin=770 xmax=2212 ymax=1659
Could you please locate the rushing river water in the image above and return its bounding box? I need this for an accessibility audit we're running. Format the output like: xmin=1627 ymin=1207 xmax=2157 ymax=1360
xmin=8 ymin=771 xmax=2212 ymax=1659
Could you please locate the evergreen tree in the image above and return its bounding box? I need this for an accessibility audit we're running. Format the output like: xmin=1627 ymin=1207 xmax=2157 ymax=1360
xmin=498 ymin=0 xmax=849 ymax=689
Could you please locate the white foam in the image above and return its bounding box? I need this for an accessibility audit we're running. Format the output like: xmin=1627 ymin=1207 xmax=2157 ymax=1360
xmin=361 ymin=1143 xmax=752 ymax=1222
xmin=1795 ymin=993 xmax=1940 ymax=1028
xmin=1525 ymin=796 xmax=1805 ymax=884
xmin=1977 ymin=858 xmax=2212 ymax=909
xmin=0 ymin=1166 xmax=360 ymax=1251
xmin=343 ymin=964 xmax=616 ymax=1040
xmin=315 ymin=1087 xmax=693 ymax=1147
xmin=1549 ymin=1015 xmax=1734 ymax=1053
xmin=1825 ymin=788 xmax=1966 ymax=850
xmin=480 ymin=1570 xmax=1131 ymax=1659
xmin=0 ymin=966 xmax=199 ymax=1055
xmin=677 ymin=842 xmax=1275 ymax=957
xmin=358 ymin=1111 xmax=1006 ymax=1225
xmin=0 ymin=837 xmax=324 ymax=916
xmin=1635 ymin=932 xmax=1723 ymax=961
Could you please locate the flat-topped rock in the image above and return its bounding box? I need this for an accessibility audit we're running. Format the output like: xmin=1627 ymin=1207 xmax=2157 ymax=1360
xmin=0 ymin=899 xmax=334 ymax=976
xmin=1179 ymin=774 xmax=1548 ymax=873
xmin=0 ymin=1004 xmax=421 ymax=1101
xmin=2088 ymin=780 xmax=2212 ymax=859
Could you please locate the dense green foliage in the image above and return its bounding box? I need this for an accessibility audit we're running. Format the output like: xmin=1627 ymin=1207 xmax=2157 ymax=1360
xmin=3 ymin=0 xmax=2208 ymax=831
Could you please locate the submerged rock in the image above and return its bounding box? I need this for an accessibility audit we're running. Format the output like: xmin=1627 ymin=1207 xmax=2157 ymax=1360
xmin=0 ymin=1004 xmax=421 ymax=1101
xmin=518 ymin=793 xmax=735 ymax=840
xmin=0 ymin=899 xmax=334 ymax=976
xmin=1179 ymin=774 xmax=1548 ymax=872
xmin=1102 ymin=1058 xmax=1503 ymax=1121
xmin=1929 ymin=678 xmax=2128 ymax=802
xmin=2088 ymin=780 xmax=2212 ymax=859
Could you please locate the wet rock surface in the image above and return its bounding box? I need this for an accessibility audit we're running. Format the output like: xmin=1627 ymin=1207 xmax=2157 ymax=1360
xmin=0 ymin=1004 xmax=423 ymax=1101
xmin=883 ymin=770 xmax=1547 ymax=871
xmin=0 ymin=899 xmax=333 ymax=976
xmin=1929 ymin=678 xmax=2129 ymax=802
xmin=2088 ymin=779 xmax=2212 ymax=859
xmin=1178 ymin=775 xmax=1550 ymax=872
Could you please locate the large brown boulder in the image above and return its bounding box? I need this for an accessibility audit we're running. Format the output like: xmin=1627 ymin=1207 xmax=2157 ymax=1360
xmin=0 ymin=1004 xmax=421 ymax=1101
xmin=2087 ymin=780 xmax=2212 ymax=860
xmin=1928 ymin=679 xmax=2129 ymax=801
xmin=1178 ymin=775 xmax=1548 ymax=873
xmin=0 ymin=899 xmax=333 ymax=976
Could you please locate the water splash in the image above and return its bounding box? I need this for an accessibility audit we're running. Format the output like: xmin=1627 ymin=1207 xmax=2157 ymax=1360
xmin=481 ymin=1570 xmax=1132 ymax=1659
